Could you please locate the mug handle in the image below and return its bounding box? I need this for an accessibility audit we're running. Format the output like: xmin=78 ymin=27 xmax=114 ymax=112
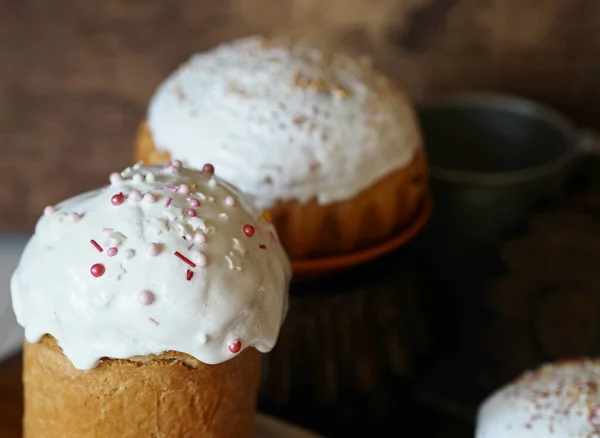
xmin=576 ymin=129 xmax=600 ymax=155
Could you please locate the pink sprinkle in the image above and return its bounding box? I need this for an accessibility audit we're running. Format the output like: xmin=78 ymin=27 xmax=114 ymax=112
xmin=179 ymin=184 xmax=191 ymax=195
xmin=148 ymin=317 xmax=159 ymax=326
xmin=129 ymin=190 xmax=142 ymax=202
xmin=67 ymin=212 xmax=82 ymax=223
xmin=90 ymin=263 xmax=105 ymax=278
xmin=109 ymin=173 xmax=123 ymax=184
xmin=44 ymin=206 xmax=56 ymax=216
xmin=224 ymin=196 xmax=236 ymax=207
xmin=164 ymin=197 xmax=172 ymax=208
xmin=143 ymin=193 xmax=156 ymax=204
xmin=111 ymin=193 xmax=125 ymax=206
xmin=171 ymin=159 xmax=182 ymax=169
xmin=186 ymin=209 xmax=197 ymax=217
xmin=107 ymin=247 xmax=118 ymax=257
xmin=269 ymin=231 xmax=278 ymax=242
xmin=90 ymin=240 xmax=103 ymax=252
xmin=189 ymin=198 xmax=200 ymax=207
xmin=194 ymin=252 xmax=208 ymax=268
xmin=228 ymin=340 xmax=242 ymax=354
xmin=193 ymin=232 xmax=207 ymax=244
xmin=187 ymin=243 xmax=194 ymax=251
xmin=147 ymin=243 xmax=160 ymax=257
xmin=138 ymin=290 xmax=155 ymax=305
xmin=165 ymin=186 xmax=179 ymax=192
xmin=102 ymin=228 xmax=114 ymax=232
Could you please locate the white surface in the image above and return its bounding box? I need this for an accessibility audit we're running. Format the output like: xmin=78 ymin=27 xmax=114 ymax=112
xmin=0 ymin=235 xmax=321 ymax=438
xmin=12 ymin=164 xmax=290 ymax=370
xmin=148 ymin=35 xmax=422 ymax=208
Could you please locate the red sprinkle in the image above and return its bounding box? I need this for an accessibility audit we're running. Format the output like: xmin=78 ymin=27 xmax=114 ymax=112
xmin=203 ymin=163 xmax=215 ymax=174
xmin=228 ymin=340 xmax=242 ymax=354
xmin=186 ymin=270 xmax=194 ymax=281
xmin=259 ymin=244 xmax=267 ymax=249
xmin=90 ymin=240 xmax=103 ymax=252
xmin=90 ymin=263 xmax=105 ymax=278
xmin=174 ymin=251 xmax=196 ymax=268
xmin=111 ymin=193 xmax=125 ymax=206
xmin=242 ymin=224 xmax=255 ymax=237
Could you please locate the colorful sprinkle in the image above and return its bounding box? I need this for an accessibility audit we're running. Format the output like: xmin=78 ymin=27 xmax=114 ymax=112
xmin=165 ymin=186 xmax=179 ymax=192
xmin=90 ymin=240 xmax=103 ymax=252
xmin=259 ymin=244 xmax=267 ymax=249
xmin=178 ymin=184 xmax=191 ymax=195
xmin=164 ymin=197 xmax=172 ymax=208
xmin=186 ymin=209 xmax=197 ymax=217
xmin=44 ymin=205 xmax=56 ymax=216
xmin=189 ymin=199 xmax=201 ymax=207
xmin=224 ymin=196 xmax=236 ymax=207
xmin=186 ymin=270 xmax=194 ymax=281
xmin=193 ymin=232 xmax=207 ymax=244
xmin=129 ymin=190 xmax=142 ymax=202
xmin=174 ymin=251 xmax=196 ymax=267
xmin=138 ymin=290 xmax=154 ymax=305
xmin=186 ymin=243 xmax=194 ymax=251
xmin=147 ymin=243 xmax=160 ymax=257
xmin=203 ymin=163 xmax=215 ymax=174
xmin=194 ymin=252 xmax=208 ymax=268
xmin=109 ymin=173 xmax=123 ymax=184
xmin=243 ymin=224 xmax=255 ymax=237
xmin=102 ymin=228 xmax=114 ymax=232
xmin=148 ymin=317 xmax=159 ymax=326
xmin=111 ymin=193 xmax=125 ymax=206
xmin=261 ymin=211 xmax=273 ymax=222
xmin=228 ymin=340 xmax=242 ymax=354
xmin=90 ymin=263 xmax=105 ymax=278
xmin=107 ymin=247 xmax=118 ymax=257
xmin=67 ymin=212 xmax=82 ymax=223
xmin=143 ymin=193 xmax=156 ymax=204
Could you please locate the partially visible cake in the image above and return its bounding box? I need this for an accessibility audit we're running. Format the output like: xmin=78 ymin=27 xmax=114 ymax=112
xmin=12 ymin=161 xmax=291 ymax=438
xmin=136 ymin=36 xmax=428 ymax=259
xmin=476 ymin=359 xmax=600 ymax=437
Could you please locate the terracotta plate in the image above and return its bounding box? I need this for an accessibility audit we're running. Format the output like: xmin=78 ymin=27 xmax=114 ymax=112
xmin=291 ymin=193 xmax=433 ymax=278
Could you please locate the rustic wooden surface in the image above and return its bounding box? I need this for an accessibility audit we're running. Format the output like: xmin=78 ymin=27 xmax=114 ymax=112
xmin=2 ymin=0 xmax=600 ymax=231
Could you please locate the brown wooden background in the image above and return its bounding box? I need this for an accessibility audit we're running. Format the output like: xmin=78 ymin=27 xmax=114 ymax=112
xmin=2 ymin=0 xmax=600 ymax=231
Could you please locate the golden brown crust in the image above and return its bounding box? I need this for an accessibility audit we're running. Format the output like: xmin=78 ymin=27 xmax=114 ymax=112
xmin=23 ymin=335 xmax=260 ymax=438
xmin=135 ymin=121 xmax=428 ymax=259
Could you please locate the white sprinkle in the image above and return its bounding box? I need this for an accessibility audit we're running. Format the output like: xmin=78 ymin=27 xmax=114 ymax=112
xmin=43 ymin=205 xmax=56 ymax=216
xmin=133 ymin=161 xmax=143 ymax=170
xmin=208 ymin=178 xmax=218 ymax=187
xmin=67 ymin=212 xmax=82 ymax=223
xmin=195 ymin=252 xmax=208 ymax=267
xmin=143 ymin=193 xmax=156 ymax=203
xmin=129 ymin=190 xmax=142 ymax=202
xmin=138 ymin=290 xmax=155 ymax=305
xmin=219 ymin=213 xmax=229 ymax=221
xmin=147 ymin=243 xmax=160 ymax=257
xmin=178 ymin=184 xmax=191 ymax=195
xmin=109 ymin=173 xmax=123 ymax=185
xmin=224 ymin=196 xmax=236 ymax=207
xmin=193 ymin=232 xmax=207 ymax=244
xmin=124 ymin=249 xmax=135 ymax=260
xmin=132 ymin=173 xmax=144 ymax=184
xmin=146 ymin=172 xmax=155 ymax=182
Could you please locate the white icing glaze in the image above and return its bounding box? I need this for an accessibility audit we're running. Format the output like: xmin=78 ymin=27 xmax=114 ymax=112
xmin=147 ymin=36 xmax=422 ymax=209
xmin=11 ymin=163 xmax=291 ymax=370
xmin=476 ymin=359 xmax=600 ymax=438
